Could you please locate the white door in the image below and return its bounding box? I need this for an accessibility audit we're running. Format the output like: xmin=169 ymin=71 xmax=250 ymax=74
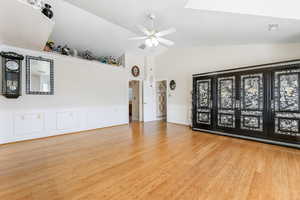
xmin=143 ymin=81 xmax=156 ymax=122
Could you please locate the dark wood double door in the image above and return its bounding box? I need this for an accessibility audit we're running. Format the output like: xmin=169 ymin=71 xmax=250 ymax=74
xmin=193 ymin=64 xmax=300 ymax=145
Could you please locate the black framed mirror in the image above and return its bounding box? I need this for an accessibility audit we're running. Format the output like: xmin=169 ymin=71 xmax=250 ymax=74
xmin=26 ymin=56 xmax=54 ymax=95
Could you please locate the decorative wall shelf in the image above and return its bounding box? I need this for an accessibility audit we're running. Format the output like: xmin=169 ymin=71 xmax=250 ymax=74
xmin=45 ymin=51 xmax=125 ymax=68
xmin=1 ymin=44 xmax=125 ymax=70
xmin=0 ymin=0 xmax=55 ymax=51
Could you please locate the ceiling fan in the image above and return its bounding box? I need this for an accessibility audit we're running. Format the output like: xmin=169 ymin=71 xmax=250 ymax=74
xmin=129 ymin=14 xmax=176 ymax=48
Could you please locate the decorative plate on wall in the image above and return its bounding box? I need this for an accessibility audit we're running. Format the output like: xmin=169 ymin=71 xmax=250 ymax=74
xmin=170 ymin=80 xmax=176 ymax=90
xmin=131 ymin=65 xmax=140 ymax=77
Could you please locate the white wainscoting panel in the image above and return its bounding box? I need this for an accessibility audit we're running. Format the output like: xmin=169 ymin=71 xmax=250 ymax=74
xmin=0 ymin=106 xmax=128 ymax=144
xmin=14 ymin=112 xmax=45 ymax=137
xmin=167 ymin=104 xmax=189 ymax=125
xmin=56 ymin=111 xmax=79 ymax=130
xmin=87 ymin=106 xmax=128 ymax=129
xmin=0 ymin=112 xmax=14 ymax=144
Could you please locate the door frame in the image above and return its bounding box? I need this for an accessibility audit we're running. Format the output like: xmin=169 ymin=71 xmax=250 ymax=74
xmin=155 ymin=79 xmax=168 ymax=121
xmin=128 ymin=79 xmax=143 ymax=123
xmin=128 ymin=79 xmax=169 ymax=123
xmin=156 ymin=78 xmax=169 ymax=122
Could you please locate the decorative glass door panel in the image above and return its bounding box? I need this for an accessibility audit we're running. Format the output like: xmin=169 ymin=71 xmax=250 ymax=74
xmin=273 ymin=69 xmax=300 ymax=137
xmin=240 ymin=73 xmax=264 ymax=132
xmin=196 ymin=79 xmax=212 ymax=125
xmin=217 ymin=76 xmax=236 ymax=128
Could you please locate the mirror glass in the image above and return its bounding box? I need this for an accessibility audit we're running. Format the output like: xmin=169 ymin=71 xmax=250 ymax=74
xmin=26 ymin=56 xmax=53 ymax=95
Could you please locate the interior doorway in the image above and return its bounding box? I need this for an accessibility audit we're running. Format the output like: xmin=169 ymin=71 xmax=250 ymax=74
xmin=156 ymin=80 xmax=167 ymax=121
xmin=129 ymin=80 xmax=140 ymax=122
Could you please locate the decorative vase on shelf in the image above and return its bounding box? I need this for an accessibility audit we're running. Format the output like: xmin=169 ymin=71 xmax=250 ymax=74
xmin=70 ymin=49 xmax=78 ymax=57
xmin=80 ymin=50 xmax=95 ymax=60
xmin=27 ymin=0 xmax=36 ymax=5
xmin=36 ymin=0 xmax=44 ymax=9
xmin=26 ymin=0 xmax=44 ymax=9
xmin=44 ymin=40 xmax=55 ymax=52
xmin=42 ymin=4 xmax=53 ymax=19
xmin=62 ymin=45 xmax=71 ymax=56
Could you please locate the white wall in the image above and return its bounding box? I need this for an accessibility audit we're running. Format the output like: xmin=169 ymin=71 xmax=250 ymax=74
xmin=0 ymin=45 xmax=129 ymax=144
xmin=155 ymin=43 xmax=300 ymax=125
xmin=124 ymin=52 xmax=145 ymax=122
xmin=124 ymin=53 xmax=157 ymax=122
xmin=125 ymin=52 xmax=146 ymax=80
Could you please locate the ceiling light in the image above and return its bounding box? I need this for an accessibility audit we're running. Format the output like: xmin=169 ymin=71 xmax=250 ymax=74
xmin=185 ymin=0 xmax=300 ymax=20
xmin=145 ymin=37 xmax=159 ymax=47
xmin=145 ymin=38 xmax=153 ymax=47
xmin=151 ymin=37 xmax=159 ymax=47
xmin=129 ymin=14 xmax=176 ymax=49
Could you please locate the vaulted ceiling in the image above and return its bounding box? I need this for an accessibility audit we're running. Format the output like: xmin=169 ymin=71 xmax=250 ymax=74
xmin=50 ymin=0 xmax=300 ymax=56
xmin=49 ymin=0 xmax=139 ymax=57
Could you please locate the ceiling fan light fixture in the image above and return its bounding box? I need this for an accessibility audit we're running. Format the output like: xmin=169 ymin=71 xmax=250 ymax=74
xmin=151 ymin=37 xmax=159 ymax=47
xmin=130 ymin=14 xmax=176 ymax=49
xmin=145 ymin=38 xmax=153 ymax=47
xmin=145 ymin=37 xmax=159 ymax=47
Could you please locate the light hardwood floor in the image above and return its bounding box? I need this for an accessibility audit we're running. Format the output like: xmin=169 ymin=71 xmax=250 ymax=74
xmin=1 ymin=121 xmax=300 ymax=200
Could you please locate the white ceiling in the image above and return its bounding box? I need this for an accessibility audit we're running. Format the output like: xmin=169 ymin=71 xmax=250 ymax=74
xmin=51 ymin=0 xmax=300 ymax=56
xmin=49 ymin=0 xmax=140 ymax=57
xmin=186 ymin=0 xmax=300 ymax=20
xmin=0 ymin=0 xmax=55 ymax=51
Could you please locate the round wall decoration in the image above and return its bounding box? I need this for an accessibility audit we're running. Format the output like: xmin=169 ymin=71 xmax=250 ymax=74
xmin=170 ymin=80 xmax=176 ymax=90
xmin=131 ymin=65 xmax=140 ymax=77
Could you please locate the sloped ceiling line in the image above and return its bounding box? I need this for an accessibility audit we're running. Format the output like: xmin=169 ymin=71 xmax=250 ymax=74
xmin=51 ymin=0 xmax=300 ymax=56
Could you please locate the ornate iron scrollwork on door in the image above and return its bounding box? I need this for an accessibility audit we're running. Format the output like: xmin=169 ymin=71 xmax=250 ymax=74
xmin=274 ymin=69 xmax=300 ymax=136
xmin=196 ymin=79 xmax=212 ymax=125
xmin=240 ymin=73 xmax=264 ymax=132
xmin=217 ymin=76 xmax=236 ymax=128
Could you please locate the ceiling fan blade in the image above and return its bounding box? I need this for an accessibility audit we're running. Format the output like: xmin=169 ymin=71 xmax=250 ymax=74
xmin=157 ymin=37 xmax=175 ymax=46
xmin=137 ymin=25 xmax=151 ymax=36
xmin=156 ymin=28 xmax=176 ymax=37
xmin=128 ymin=36 xmax=148 ymax=40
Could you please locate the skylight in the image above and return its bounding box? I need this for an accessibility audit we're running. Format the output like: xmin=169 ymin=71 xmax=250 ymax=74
xmin=185 ymin=0 xmax=300 ymax=20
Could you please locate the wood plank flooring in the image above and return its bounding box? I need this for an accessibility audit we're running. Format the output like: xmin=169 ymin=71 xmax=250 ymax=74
xmin=1 ymin=121 xmax=300 ymax=200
